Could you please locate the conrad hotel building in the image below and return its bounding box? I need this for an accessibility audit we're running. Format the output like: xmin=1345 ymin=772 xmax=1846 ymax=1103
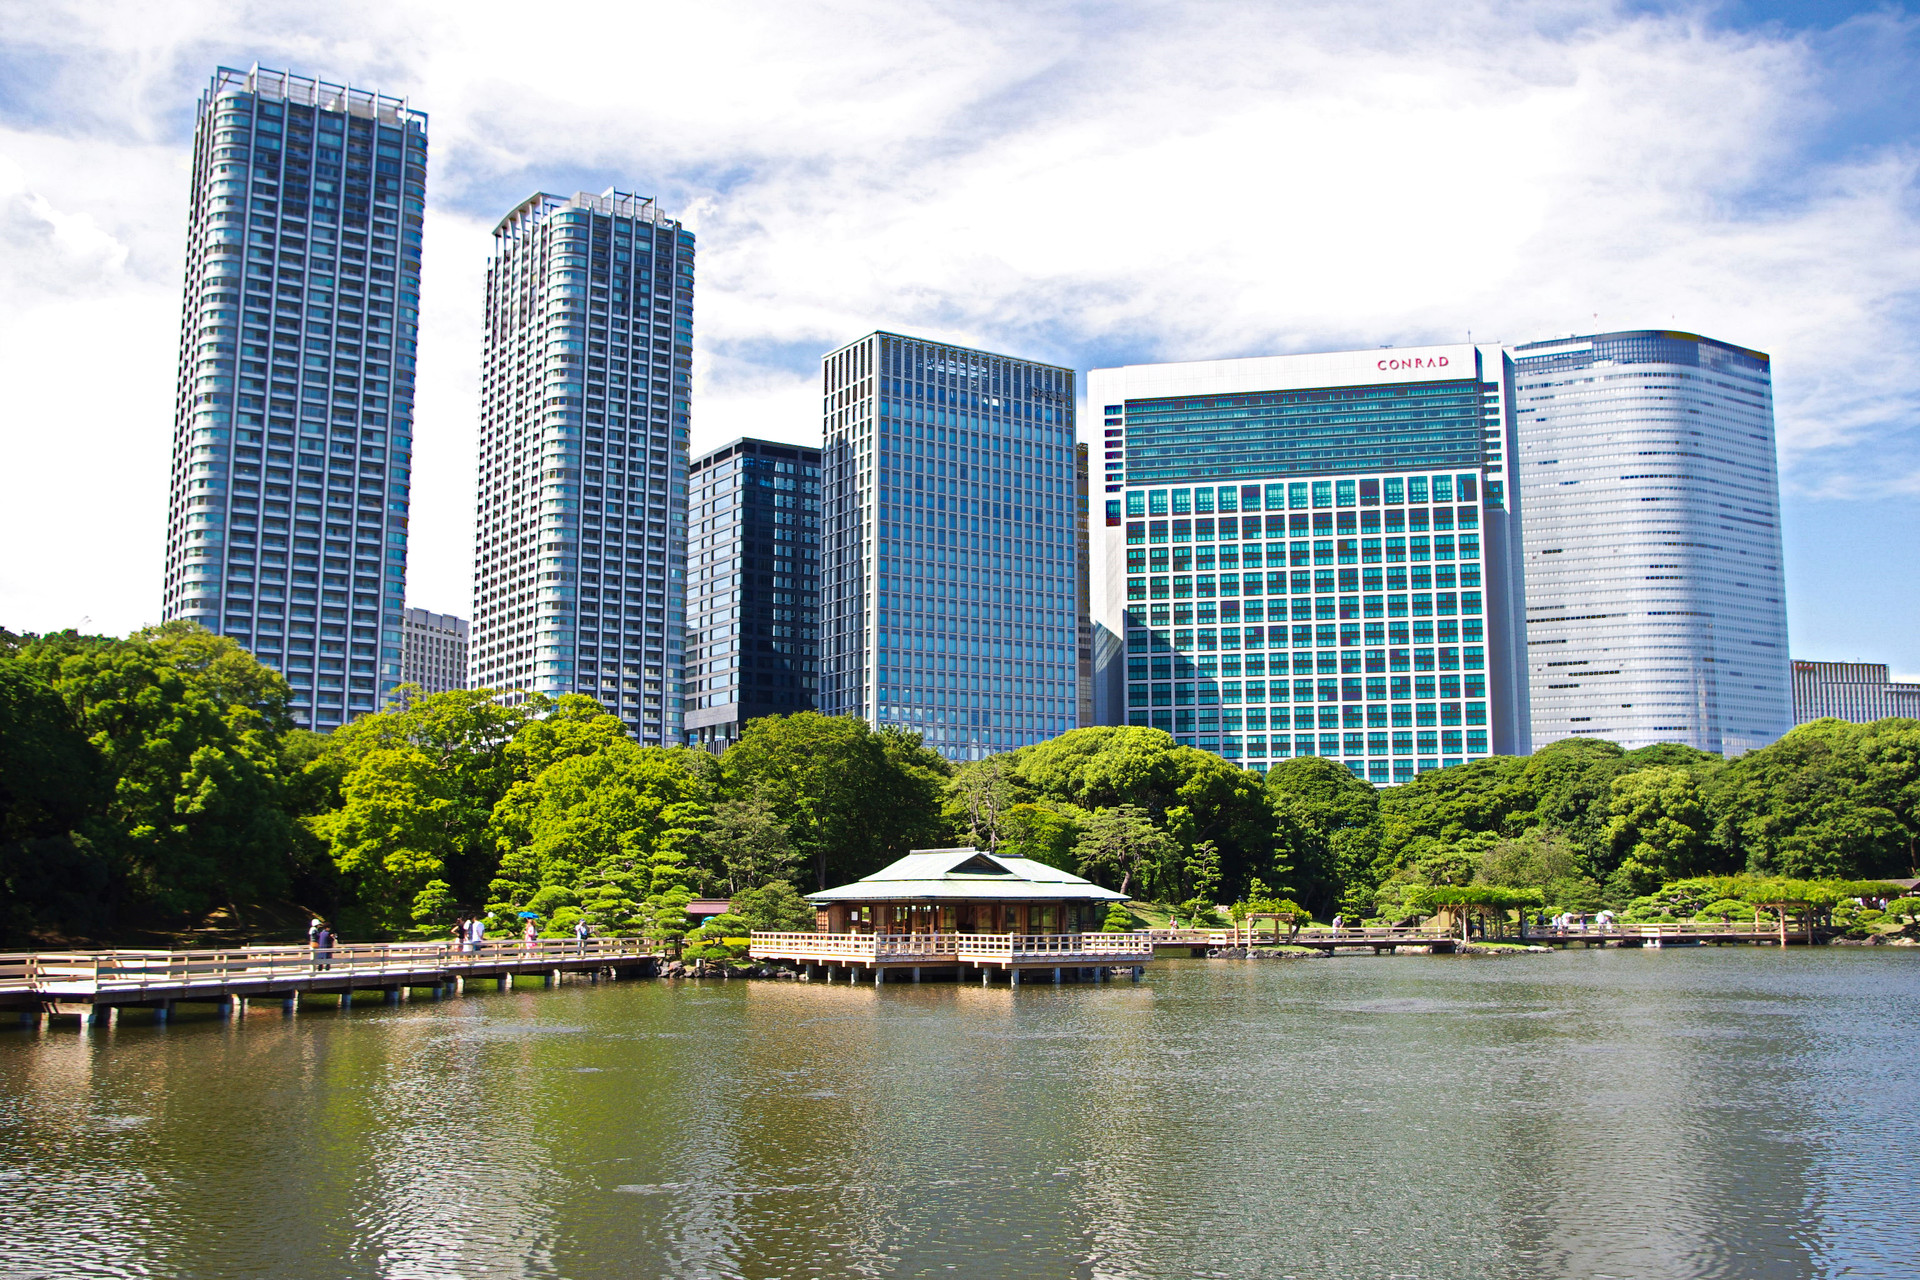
xmin=1088 ymin=346 xmax=1529 ymax=782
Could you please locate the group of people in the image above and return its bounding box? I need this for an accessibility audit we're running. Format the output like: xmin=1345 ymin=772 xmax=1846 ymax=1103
xmin=447 ymin=914 xmax=597 ymax=953
xmin=306 ymin=917 xmax=335 ymax=970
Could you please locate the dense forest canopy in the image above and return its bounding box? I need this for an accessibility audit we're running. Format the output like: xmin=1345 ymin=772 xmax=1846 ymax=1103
xmin=4 ymin=623 xmax=1915 ymax=945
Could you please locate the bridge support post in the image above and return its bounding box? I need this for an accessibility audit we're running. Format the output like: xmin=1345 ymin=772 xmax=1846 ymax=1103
xmin=339 ymin=990 xmax=353 ymax=1010
xmin=282 ymin=993 xmax=298 ymax=1015
xmin=548 ymin=969 xmax=561 ymax=988
xmin=1131 ymin=966 xmax=1143 ymax=982
xmin=217 ymin=995 xmax=238 ymax=1020
xmin=981 ymin=968 xmax=989 ymax=986
xmin=19 ymin=1010 xmax=38 ymax=1028
xmin=1011 ymin=968 xmax=1021 ymax=988
xmin=1052 ymin=967 xmax=1061 ymax=984
xmin=452 ymin=975 xmax=464 ymax=994
xmin=873 ymin=967 xmax=883 ymax=987
xmin=385 ymin=988 xmax=401 ymax=1005
xmin=153 ymin=1000 xmax=170 ymax=1024
xmin=499 ymin=975 xmax=513 ymax=993
xmin=912 ymin=967 xmax=921 ymax=983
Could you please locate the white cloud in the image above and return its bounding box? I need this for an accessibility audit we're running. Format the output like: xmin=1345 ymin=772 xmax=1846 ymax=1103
xmin=0 ymin=0 xmax=1916 ymax=646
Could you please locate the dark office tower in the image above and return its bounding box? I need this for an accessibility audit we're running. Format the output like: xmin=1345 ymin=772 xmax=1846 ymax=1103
xmin=682 ymin=438 xmax=823 ymax=749
xmin=469 ymin=191 xmax=694 ymax=743
xmin=161 ymin=67 xmax=428 ymax=730
xmin=820 ymin=332 xmax=1080 ymax=762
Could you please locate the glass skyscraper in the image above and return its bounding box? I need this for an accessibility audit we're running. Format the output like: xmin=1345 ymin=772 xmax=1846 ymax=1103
xmin=1512 ymin=330 xmax=1791 ymax=755
xmin=1088 ymin=346 xmax=1529 ymax=782
xmin=469 ymin=190 xmax=693 ymax=744
xmin=819 ymin=333 xmax=1082 ymax=761
xmin=684 ymin=437 xmax=823 ymax=750
xmin=161 ymin=67 xmax=427 ymax=730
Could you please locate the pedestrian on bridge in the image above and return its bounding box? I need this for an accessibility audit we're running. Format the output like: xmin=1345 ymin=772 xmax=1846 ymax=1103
xmin=574 ymin=918 xmax=591 ymax=954
xmin=314 ymin=922 xmax=334 ymax=972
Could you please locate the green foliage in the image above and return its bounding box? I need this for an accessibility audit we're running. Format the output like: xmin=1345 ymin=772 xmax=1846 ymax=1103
xmin=1074 ymin=804 xmax=1179 ymax=897
xmin=722 ymin=714 xmax=953 ymax=889
xmin=1884 ymin=896 xmax=1920 ymax=923
xmin=683 ymin=911 xmax=752 ymax=961
xmin=998 ymin=801 xmax=1084 ymax=871
xmin=704 ymin=788 xmax=799 ymax=894
xmin=730 ymin=880 xmax=818 ymax=933
xmin=1101 ymin=901 xmax=1136 ymax=932
xmin=1265 ymin=757 xmax=1374 ymax=916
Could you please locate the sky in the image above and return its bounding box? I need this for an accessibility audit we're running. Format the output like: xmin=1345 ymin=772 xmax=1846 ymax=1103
xmin=1 ymin=0 xmax=1916 ymax=675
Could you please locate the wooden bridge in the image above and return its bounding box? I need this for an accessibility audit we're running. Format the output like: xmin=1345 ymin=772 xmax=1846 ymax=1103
xmin=1146 ymin=918 xmax=1822 ymax=953
xmin=0 ymin=938 xmax=660 ymax=1026
xmin=748 ymin=930 xmax=1155 ymax=984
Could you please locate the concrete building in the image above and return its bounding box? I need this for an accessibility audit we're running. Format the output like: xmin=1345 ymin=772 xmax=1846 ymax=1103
xmin=160 ymin=66 xmax=427 ymax=730
xmin=819 ymin=332 xmax=1082 ymax=761
xmin=683 ymin=437 xmax=823 ymax=750
xmin=468 ymin=190 xmax=693 ymax=744
xmin=1087 ymin=345 xmax=1528 ymax=782
xmin=399 ymin=607 xmax=468 ymax=695
xmin=1512 ymin=330 xmax=1791 ymax=756
xmin=1792 ymin=661 xmax=1920 ymax=725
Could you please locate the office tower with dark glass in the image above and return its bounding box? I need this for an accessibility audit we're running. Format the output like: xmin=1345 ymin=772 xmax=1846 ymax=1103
xmin=1512 ymin=330 xmax=1791 ymax=755
xmin=469 ymin=191 xmax=693 ymax=743
xmin=684 ymin=438 xmax=823 ymax=749
xmin=820 ymin=333 xmax=1081 ymax=761
xmin=1088 ymin=346 xmax=1528 ymax=782
xmin=160 ymin=67 xmax=427 ymax=730
xmin=399 ymin=607 xmax=469 ymax=695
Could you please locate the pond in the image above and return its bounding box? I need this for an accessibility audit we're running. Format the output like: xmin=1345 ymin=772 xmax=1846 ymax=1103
xmin=3 ymin=948 xmax=1916 ymax=1279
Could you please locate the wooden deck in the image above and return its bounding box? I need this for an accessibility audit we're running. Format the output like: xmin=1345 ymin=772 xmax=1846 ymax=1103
xmin=748 ymin=931 xmax=1154 ymax=983
xmin=1 ymin=938 xmax=660 ymax=1022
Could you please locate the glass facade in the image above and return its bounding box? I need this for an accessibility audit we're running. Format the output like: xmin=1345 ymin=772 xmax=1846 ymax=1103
xmin=469 ymin=190 xmax=692 ymax=745
xmin=820 ymin=333 xmax=1083 ymax=761
xmin=160 ymin=67 xmax=427 ymax=731
xmin=1090 ymin=348 xmax=1528 ymax=781
xmin=684 ymin=438 xmax=823 ymax=750
xmin=1513 ymin=330 xmax=1791 ymax=755
xmin=399 ymin=607 xmax=468 ymax=695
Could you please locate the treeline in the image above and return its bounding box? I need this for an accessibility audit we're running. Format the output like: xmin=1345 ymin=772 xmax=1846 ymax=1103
xmin=0 ymin=624 xmax=946 ymax=944
xmin=4 ymin=622 xmax=1917 ymax=944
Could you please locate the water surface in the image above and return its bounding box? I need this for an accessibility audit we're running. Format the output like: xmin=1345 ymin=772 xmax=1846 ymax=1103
xmin=3 ymin=948 xmax=1916 ymax=1279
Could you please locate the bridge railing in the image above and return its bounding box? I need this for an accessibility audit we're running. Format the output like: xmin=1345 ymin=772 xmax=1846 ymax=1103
xmin=0 ymin=937 xmax=657 ymax=995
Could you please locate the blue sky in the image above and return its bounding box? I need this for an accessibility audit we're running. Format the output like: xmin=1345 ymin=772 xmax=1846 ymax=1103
xmin=1 ymin=0 xmax=1915 ymax=675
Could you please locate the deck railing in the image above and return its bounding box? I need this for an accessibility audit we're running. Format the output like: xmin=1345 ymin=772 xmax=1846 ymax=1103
xmin=0 ymin=938 xmax=656 ymax=996
xmin=748 ymin=931 xmax=1155 ymax=963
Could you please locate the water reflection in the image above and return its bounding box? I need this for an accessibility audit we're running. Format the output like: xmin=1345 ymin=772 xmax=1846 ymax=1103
xmin=1 ymin=951 xmax=1915 ymax=1279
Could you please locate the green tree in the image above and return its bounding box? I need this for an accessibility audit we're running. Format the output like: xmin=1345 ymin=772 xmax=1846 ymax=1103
xmin=730 ymin=880 xmax=818 ymax=933
xmin=0 ymin=658 xmax=112 ymax=942
xmin=12 ymin=626 xmax=297 ymax=921
xmin=998 ymin=801 xmax=1084 ymax=871
xmin=1074 ymin=804 xmax=1178 ymax=897
xmin=1266 ymin=756 xmax=1379 ymax=917
xmin=705 ymin=788 xmax=799 ymax=893
xmin=1707 ymin=720 xmax=1913 ymax=879
xmin=723 ymin=714 xmax=952 ymax=889
xmin=1602 ymin=765 xmax=1716 ymax=897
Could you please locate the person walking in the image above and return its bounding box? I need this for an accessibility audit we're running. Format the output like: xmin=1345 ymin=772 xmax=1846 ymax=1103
xmin=573 ymin=917 xmax=591 ymax=954
xmin=314 ymin=921 xmax=334 ymax=972
xmin=522 ymin=918 xmax=539 ymax=952
xmin=1330 ymin=913 xmax=1345 ymax=934
xmin=467 ymin=915 xmax=486 ymax=954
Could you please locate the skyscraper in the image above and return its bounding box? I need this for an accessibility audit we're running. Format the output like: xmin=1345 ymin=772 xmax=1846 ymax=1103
xmin=1511 ymin=330 xmax=1791 ymax=755
xmin=1087 ymin=345 xmax=1528 ymax=782
xmin=161 ymin=66 xmax=427 ymax=730
xmin=469 ymin=191 xmax=693 ymax=744
xmin=399 ymin=607 xmax=468 ymax=695
xmin=684 ymin=437 xmax=823 ymax=750
xmin=819 ymin=333 xmax=1081 ymax=762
